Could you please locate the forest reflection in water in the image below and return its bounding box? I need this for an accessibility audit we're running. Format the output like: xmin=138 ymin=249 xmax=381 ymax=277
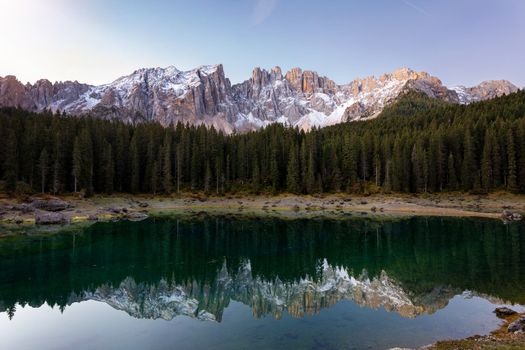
xmin=1 ymin=216 xmax=524 ymax=322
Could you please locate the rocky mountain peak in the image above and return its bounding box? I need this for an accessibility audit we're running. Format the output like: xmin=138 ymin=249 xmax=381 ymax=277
xmin=452 ymin=79 xmax=518 ymax=104
xmin=387 ymin=67 xmax=431 ymax=81
xmin=0 ymin=64 xmax=519 ymax=133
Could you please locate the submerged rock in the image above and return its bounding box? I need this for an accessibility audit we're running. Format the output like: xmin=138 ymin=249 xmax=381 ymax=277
xmin=126 ymin=212 xmax=148 ymax=221
xmin=35 ymin=212 xmax=70 ymax=225
xmin=508 ymin=316 xmax=525 ymax=332
xmin=494 ymin=307 xmax=517 ymax=318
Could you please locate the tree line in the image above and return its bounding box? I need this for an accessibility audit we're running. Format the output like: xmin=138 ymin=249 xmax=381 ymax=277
xmin=1 ymin=90 xmax=525 ymax=196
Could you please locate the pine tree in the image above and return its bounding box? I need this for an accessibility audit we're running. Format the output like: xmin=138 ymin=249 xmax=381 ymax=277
xmin=145 ymin=138 xmax=156 ymax=193
xmin=72 ymin=136 xmax=81 ymax=193
xmin=360 ymin=139 xmax=369 ymax=181
xmin=130 ymin=134 xmax=140 ymax=194
xmin=507 ymin=129 xmax=518 ymax=192
xmin=492 ymin=134 xmax=502 ymax=188
xmin=204 ymin=160 xmax=211 ymax=194
xmin=151 ymin=160 xmax=159 ymax=195
xmin=517 ymin=121 xmax=525 ymax=192
xmin=270 ymin=148 xmax=280 ymax=193
xmin=286 ymin=143 xmax=301 ymax=194
xmin=115 ymin=126 xmax=129 ymax=192
xmin=38 ymin=148 xmax=49 ymax=193
xmin=342 ymin=136 xmax=358 ymax=189
xmin=447 ymin=153 xmax=458 ymax=190
xmin=190 ymin=140 xmax=199 ymax=191
xmin=306 ymin=150 xmax=317 ymax=194
xmin=373 ymin=147 xmax=381 ymax=187
xmin=4 ymin=129 xmax=18 ymax=193
xmin=51 ymin=133 xmax=64 ymax=194
xmin=332 ymin=165 xmax=342 ymax=192
xmin=461 ymin=129 xmax=476 ymax=191
xmin=481 ymin=130 xmax=493 ymax=192
xmin=80 ymin=129 xmax=94 ymax=196
xmin=103 ymin=142 xmax=114 ymax=194
xmin=383 ymin=160 xmax=393 ymax=193
xmin=162 ymin=134 xmax=173 ymax=194
xmin=252 ymin=154 xmax=261 ymax=194
xmin=176 ymin=144 xmax=182 ymax=194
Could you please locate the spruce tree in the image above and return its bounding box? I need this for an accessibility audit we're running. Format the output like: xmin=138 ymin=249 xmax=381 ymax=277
xmin=130 ymin=134 xmax=140 ymax=194
xmin=151 ymin=160 xmax=159 ymax=195
xmin=204 ymin=160 xmax=211 ymax=194
xmin=447 ymin=153 xmax=458 ymax=190
xmin=461 ymin=129 xmax=476 ymax=191
xmin=52 ymin=133 xmax=64 ymax=194
xmin=4 ymin=130 xmax=18 ymax=193
xmin=38 ymin=148 xmax=48 ymax=193
xmin=507 ymin=129 xmax=518 ymax=192
xmin=286 ymin=143 xmax=301 ymax=194
xmin=162 ymin=134 xmax=173 ymax=194
xmin=252 ymin=155 xmax=261 ymax=194
xmin=481 ymin=131 xmax=493 ymax=192
xmin=72 ymin=136 xmax=81 ymax=193
xmin=176 ymin=144 xmax=182 ymax=194
xmin=79 ymin=129 xmax=94 ymax=196
xmin=270 ymin=148 xmax=280 ymax=193
xmin=306 ymin=150 xmax=317 ymax=194
xmin=103 ymin=142 xmax=114 ymax=194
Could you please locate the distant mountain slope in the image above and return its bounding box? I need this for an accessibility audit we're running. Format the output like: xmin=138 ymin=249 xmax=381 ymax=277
xmin=0 ymin=65 xmax=518 ymax=133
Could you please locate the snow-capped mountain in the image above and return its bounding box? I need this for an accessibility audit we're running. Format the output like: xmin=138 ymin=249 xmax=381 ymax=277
xmin=0 ymin=65 xmax=518 ymax=133
xmin=66 ymin=260 xmax=462 ymax=322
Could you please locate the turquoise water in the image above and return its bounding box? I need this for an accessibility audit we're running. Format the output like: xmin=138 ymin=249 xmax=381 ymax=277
xmin=1 ymin=216 xmax=524 ymax=349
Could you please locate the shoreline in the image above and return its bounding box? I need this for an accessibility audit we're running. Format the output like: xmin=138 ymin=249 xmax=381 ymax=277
xmin=2 ymin=192 xmax=524 ymax=230
xmin=419 ymin=310 xmax=525 ymax=350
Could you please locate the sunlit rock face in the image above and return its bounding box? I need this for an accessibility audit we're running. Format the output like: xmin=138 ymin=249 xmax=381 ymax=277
xmin=67 ymin=259 xmax=465 ymax=322
xmin=452 ymin=80 xmax=519 ymax=104
xmin=0 ymin=66 xmax=518 ymax=133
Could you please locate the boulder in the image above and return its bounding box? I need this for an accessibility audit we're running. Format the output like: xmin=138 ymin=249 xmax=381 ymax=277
xmin=106 ymin=207 xmax=122 ymax=214
xmin=12 ymin=203 xmax=35 ymax=213
xmin=31 ymin=199 xmax=71 ymax=212
xmin=35 ymin=212 xmax=70 ymax=225
xmin=494 ymin=307 xmax=517 ymax=318
xmin=501 ymin=210 xmax=523 ymax=222
xmin=508 ymin=316 xmax=525 ymax=332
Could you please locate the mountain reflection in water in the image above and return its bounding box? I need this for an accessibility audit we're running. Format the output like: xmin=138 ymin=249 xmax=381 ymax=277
xmin=1 ymin=216 xmax=524 ymax=322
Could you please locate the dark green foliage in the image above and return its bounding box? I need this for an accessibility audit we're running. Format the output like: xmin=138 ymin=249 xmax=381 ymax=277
xmin=286 ymin=142 xmax=301 ymax=194
xmin=38 ymin=148 xmax=49 ymax=193
xmin=0 ymin=90 xmax=524 ymax=196
xmin=4 ymin=129 xmax=18 ymax=193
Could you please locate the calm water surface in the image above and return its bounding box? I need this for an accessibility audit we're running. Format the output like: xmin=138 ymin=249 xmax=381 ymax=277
xmin=1 ymin=216 xmax=524 ymax=350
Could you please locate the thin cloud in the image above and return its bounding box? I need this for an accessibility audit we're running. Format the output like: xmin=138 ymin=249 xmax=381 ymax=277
xmin=251 ymin=0 xmax=278 ymax=26
xmin=401 ymin=0 xmax=430 ymax=16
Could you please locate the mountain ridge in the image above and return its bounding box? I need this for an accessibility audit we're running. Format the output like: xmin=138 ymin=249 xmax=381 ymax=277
xmin=0 ymin=65 xmax=518 ymax=133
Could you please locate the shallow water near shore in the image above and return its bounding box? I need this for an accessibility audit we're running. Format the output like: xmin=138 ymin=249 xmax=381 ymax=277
xmin=1 ymin=216 xmax=525 ymax=349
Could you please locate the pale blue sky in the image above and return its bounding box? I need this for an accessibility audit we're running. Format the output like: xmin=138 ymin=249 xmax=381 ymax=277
xmin=0 ymin=0 xmax=523 ymax=87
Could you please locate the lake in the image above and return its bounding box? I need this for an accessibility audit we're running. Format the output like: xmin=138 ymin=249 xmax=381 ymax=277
xmin=1 ymin=216 xmax=524 ymax=350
